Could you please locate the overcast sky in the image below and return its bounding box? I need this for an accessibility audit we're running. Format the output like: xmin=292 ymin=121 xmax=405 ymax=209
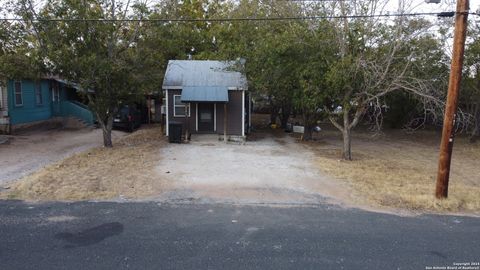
xmin=405 ymin=0 xmax=479 ymax=13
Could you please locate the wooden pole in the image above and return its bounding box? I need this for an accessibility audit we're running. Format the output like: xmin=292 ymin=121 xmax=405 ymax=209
xmin=436 ymin=0 xmax=469 ymax=199
xmin=224 ymin=103 xmax=228 ymax=142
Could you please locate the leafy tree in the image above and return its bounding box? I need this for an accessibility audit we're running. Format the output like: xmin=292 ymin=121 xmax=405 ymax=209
xmin=5 ymin=0 xmax=453 ymax=156
xmin=318 ymin=1 xmax=448 ymax=160
xmin=188 ymin=0 xmax=302 ymax=128
xmin=0 ymin=13 xmax=42 ymax=83
xmin=15 ymin=0 xmax=158 ymax=147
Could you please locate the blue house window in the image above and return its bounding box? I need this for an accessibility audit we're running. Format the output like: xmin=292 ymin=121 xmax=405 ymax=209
xmin=14 ymin=81 xmax=23 ymax=106
xmin=35 ymin=82 xmax=43 ymax=105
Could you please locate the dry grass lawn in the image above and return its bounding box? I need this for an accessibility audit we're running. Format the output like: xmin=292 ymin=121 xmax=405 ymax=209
xmin=3 ymin=111 xmax=478 ymax=214
xmin=306 ymin=128 xmax=480 ymax=214
xmin=1 ymin=125 xmax=167 ymax=201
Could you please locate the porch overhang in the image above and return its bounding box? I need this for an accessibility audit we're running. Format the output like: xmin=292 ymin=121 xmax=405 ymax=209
xmin=180 ymin=86 xmax=229 ymax=103
xmin=51 ymin=78 xmax=95 ymax=94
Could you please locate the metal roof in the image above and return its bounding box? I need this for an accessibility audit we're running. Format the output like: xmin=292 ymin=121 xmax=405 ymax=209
xmin=50 ymin=78 xmax=95 ymax=93
xmin=181 ymin=86 xmax=229 ymax=102
xmin=162 ymin=60 xmax=248 ymax=89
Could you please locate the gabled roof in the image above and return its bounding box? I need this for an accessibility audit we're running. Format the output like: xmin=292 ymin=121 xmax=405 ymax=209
xmin=162 ymin=60 xmax=248 ymax=90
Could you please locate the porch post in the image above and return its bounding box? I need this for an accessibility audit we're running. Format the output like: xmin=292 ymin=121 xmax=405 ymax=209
xmin=165 ymin=89 xmax=169 ymax=136
xmin=224 ymin=103 xmax=227 ymax=142
xmin=195 ymin=102 xmax=198 ymax=132
xmin=214 ymin=103 xmax=217 ymax=132
xmin=185 ymin=103 xmax=189 ymax=142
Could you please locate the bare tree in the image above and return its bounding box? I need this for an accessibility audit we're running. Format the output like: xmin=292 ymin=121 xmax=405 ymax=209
xmin=321 ymin=0 xmax=450 ymax=160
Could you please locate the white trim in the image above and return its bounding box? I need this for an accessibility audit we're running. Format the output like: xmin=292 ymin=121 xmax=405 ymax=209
xmin=227 ymin=87 xmax=248 ymax=91
xmin=242 ymin=90 xmax=245 ymax=136
xmin=249 ymin=94 xmax=252 ymax=132
xmin=165 ymin=90 xmax=169 ymax=136
xmin=0 ymin=80 xmax=8 ymax=112
xmin=0 ymin=85 xmax=3 ymax=109
xmin=162 ymin=86 xmax=182 ymax=90
xmin=173 ymin=95 xmax=191 ymax=117
xmin=214 ymin=103 xmax=217 ymax=132
xmin=195 ymin=103 xmax=198 ymax=132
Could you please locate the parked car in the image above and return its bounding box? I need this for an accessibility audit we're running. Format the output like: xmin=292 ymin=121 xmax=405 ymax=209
xmin=113 ymin=105 xmax=142 ymax=132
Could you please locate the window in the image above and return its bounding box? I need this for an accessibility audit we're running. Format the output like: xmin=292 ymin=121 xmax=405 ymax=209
xmin=35 ymin=82 xmax=43 ymax=105
xmin=14 ymin=81 xmax=22 ymax=106
xmin=173 ymin=95 xmax=190 ymax=117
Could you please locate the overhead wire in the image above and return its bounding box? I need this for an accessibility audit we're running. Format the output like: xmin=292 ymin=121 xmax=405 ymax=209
xmin=0 ymin=11 xmax=460 ymax=23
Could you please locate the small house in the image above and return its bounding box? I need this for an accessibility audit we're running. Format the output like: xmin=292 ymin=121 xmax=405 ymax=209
xmin=162 ymin=60 xmax=251 ymax=140
xmin=0 ymin=78 xmax=94 ymax=134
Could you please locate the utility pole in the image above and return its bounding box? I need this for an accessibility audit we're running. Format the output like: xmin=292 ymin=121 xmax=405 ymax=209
xmin=436 ymin=0 xmax=469 ymax=199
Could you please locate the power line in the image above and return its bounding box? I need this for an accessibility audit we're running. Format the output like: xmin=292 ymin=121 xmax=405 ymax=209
xmin=280 ymin=0 xmax=350 ymax=1
xmin=0 ymin=11 xmax=458 ymax=23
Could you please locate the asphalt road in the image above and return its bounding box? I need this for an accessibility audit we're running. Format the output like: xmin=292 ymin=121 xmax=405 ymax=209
xmin=0 ymin=200 xmax=478 ymax=270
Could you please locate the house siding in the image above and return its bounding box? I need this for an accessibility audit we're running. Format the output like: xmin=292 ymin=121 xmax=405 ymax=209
xmin=166 ymin=89 xmax=244 ymax=136
xmin=7 ymin=79 xmax=52 ymax=125
xmin=167 ymin=89 xmax=197 ymax=133
xmin=216 ymin=91 xmax=243 ymax=136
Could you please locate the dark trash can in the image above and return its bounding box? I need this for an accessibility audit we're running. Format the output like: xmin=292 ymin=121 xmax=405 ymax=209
xmin=169 ymin=122 xmax=183 ymax=143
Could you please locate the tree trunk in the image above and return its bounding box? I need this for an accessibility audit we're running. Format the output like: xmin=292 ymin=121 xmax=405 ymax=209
xmin=98 ymin=113 xmax=114 ymax=148
xmin=342 ymin=110 xmax=352 ymax=160
xmin=301 ymin=112 xmax=314 ymax=141
xmin=342 ymin=127 xmax=352 ymax=160
xmin=328 ymin=105 xmax=363 ymax=161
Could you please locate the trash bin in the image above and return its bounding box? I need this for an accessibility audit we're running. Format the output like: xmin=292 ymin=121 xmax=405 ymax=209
xmin=169 ymin=122 xmax=183 ymax=143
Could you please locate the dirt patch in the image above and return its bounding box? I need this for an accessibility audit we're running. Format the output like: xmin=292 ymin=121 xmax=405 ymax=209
xmin=1 ymin=126 xmax=168 ymax=201
xmin=306 ymin=128 xmax=480 ymax=214
xmin=0 ymin=127 xmax=128 ymax=185
xmin=155 ymin=132 xmax=352 ymax=205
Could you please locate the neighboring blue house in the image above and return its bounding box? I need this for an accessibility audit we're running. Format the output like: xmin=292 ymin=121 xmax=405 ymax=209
xmin=0 ymin=78 xmax=95 ymax=134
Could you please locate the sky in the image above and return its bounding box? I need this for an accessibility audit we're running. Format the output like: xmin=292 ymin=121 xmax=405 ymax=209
xmin=404 ymin=0 xmax=479 ymax=13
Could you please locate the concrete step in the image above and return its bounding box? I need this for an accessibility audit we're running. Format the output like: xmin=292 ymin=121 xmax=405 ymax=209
xmin=62 ymin=117 xmax=94 ymax=130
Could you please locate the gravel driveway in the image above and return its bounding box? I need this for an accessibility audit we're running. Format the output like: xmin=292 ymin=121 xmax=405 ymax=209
xmin=0 ymin=128 xmax=126 ymax=185
xmin=156 ymin=133 xmax=350 ymax=205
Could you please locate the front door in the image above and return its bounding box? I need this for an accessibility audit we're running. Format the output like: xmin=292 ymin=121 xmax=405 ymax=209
xmin=198 ymin=103 xmax=215 ymax=132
